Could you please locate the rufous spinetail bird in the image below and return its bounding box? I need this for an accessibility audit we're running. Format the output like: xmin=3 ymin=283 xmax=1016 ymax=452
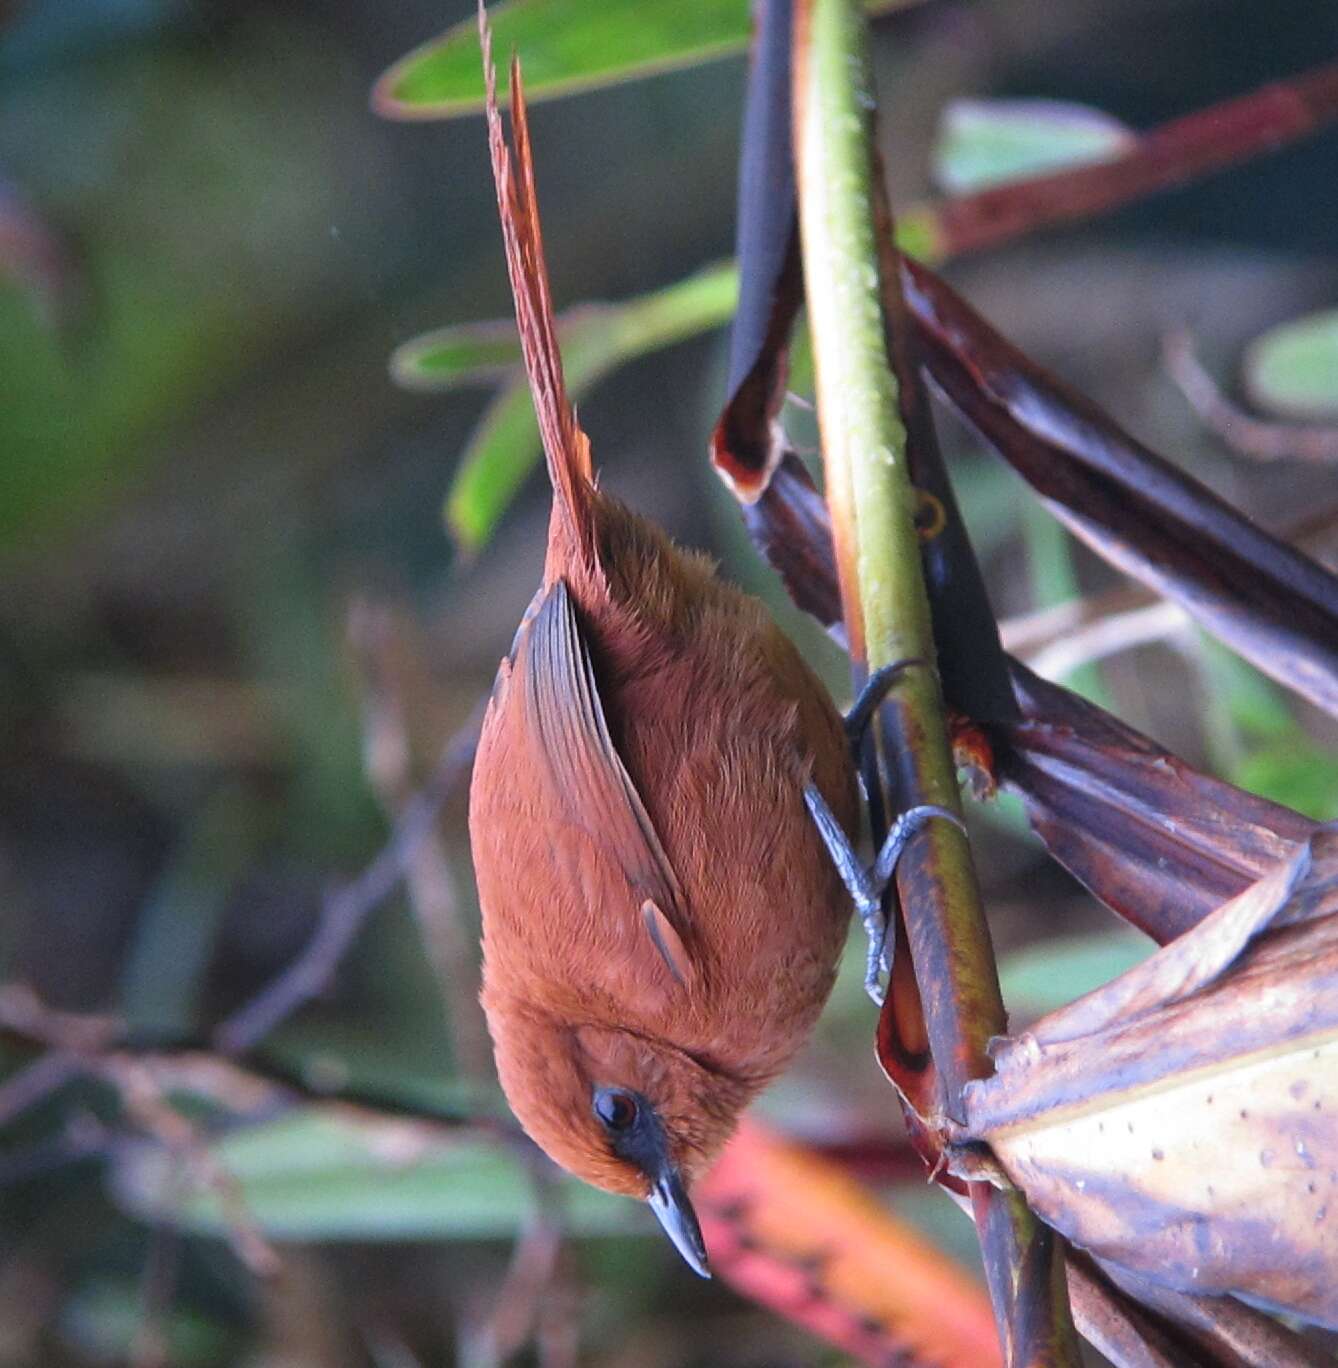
xmin=467 ymin=3 xmax=959 ymax=1277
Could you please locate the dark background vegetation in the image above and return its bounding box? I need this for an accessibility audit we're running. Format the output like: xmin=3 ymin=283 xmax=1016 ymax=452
xmin=2 ymin=0 xmax=1336 ymax=1363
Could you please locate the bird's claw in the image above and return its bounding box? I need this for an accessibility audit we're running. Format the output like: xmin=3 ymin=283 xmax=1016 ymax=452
xmin=861 ymin=907 xmax=890 ymax=1006
xmin=872 ymin=803 xmax=967 ymax=888
xmin=843 ymin=658 xmax=928 ymax=756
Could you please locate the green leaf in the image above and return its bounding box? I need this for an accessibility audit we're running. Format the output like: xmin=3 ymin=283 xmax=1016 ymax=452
xmin=443 ymin=310 xmax=616 ymax=553
xmin=434 ymin=263 xmax=737 ymax=552
xmin=390 ymin=320 xmax=524 ymax=390
xmin=374 ymin=0 xmax=920 ymax=120
xmin=931 ymin=98 xmax=1133 ymax=194
xmin=110 ymin=1109 xmax=634 ymax=1241
xmin=1243 ymin=307 xmax=1338 ymax=420
xmin=1234 ymin=742 xmax=1338 ymax=821
xmin=1200 ymin=637 xmax=1300 ymax=742
xmin=999 ymin=931 xmax=1153 ymax=1021
xmin=1193 ymin=636 xmax=1338 ymax=818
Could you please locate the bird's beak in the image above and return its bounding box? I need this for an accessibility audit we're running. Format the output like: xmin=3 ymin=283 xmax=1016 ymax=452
xmin=646 ymin=1165 xmax=710 ymax=1279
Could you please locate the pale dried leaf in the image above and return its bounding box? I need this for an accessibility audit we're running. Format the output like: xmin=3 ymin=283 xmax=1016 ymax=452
xmin=964 ymin=828 xmax=1338 ymax=1328
xmin=1016 ymin=829 xmax=1331 ymax=1048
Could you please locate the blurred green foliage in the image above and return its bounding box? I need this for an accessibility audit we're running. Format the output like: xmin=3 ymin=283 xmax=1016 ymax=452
xmin=1243 ymin=306 xmax=1338 ymax=419
xmin=374 ymin=0 xmax=918 ymax=119
xmin=112 ymin=1111 xmax=633 ymax=1240
xmin=0 ymin=24 xmax=380 ymax=550
xmin=929 ymin=96 xmax=1132 ymax=193
xmin=1196 ymin=636 xmax=1338 ymax=819
xmin=386 ymin=264 xmax=737 ymax=551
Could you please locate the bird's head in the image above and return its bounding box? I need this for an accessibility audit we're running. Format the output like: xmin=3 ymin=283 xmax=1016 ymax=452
xmin=481 ymin=992 xmax=752 ymax=1277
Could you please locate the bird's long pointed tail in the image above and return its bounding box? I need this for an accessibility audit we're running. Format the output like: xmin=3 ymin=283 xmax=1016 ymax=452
xmin=479 ymin=4 xmax=597 ymax=573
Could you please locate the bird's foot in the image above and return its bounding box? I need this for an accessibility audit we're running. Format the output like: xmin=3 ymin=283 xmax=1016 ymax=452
xmin=843 ymin=658 xmax=928 ymax=756
xmin=804 ymin=783 xmax=966 ymax=1005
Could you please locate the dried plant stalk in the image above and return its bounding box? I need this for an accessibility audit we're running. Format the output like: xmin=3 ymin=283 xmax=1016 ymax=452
xmin=790 ymin=0 xmax=1080 ymax=1360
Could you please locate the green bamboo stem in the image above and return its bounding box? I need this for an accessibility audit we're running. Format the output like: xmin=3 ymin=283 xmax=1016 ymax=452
xmin=793 ymin=0 xmax=984 ymax=1101
xmin=791 ymin=1 xmax=1080 ymax=1362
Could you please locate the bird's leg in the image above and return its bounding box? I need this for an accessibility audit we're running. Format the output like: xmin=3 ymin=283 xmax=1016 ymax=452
xmin=843 ymin=658 xmax=927 ymax=755
xmin=811 ymin=659 xmax=968 ymax=1002
xmin=804 ymin=784 xmax=888 ymax=1002
xmin=804 ymin=783 xmax=967 ymax=1005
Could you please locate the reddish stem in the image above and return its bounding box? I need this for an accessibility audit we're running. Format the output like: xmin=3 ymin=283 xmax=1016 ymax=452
xmin=925 ymin=61 xmax=1338 ymax=258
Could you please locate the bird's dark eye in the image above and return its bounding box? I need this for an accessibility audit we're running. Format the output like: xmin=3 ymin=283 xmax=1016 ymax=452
xmin=593 ymin=1088 xmax=638 ymax=1132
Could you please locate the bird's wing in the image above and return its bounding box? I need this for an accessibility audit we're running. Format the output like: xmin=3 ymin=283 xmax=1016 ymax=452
xmin=521 ymin=579 xmax=695 ymax=987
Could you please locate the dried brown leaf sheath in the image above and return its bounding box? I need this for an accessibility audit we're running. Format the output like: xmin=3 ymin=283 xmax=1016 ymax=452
xmin=998 ymin=661 xmax=1320 ymax=945
xmin=962 ymin=827 xmax=1338 ymax=1328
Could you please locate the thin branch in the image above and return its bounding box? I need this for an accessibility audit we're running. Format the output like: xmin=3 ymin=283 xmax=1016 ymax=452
xmin=463 ymin=1164 xmax=569 ymax=1368
xmin=103 ymin=1055 xmax=281 ymax=1278
xmin=346 ymin=605 xmax=572 ymax=1363
xmin=0 ymin=1001 xmax=284 ymax=1281
xmin=0 ymin=1049 xmax=84 ymax=1128
xmin=130 ymin=1219 xmax=181 ymax=1368
xmin=0 ymin=982 xmax=122 ymax=1050
xmin=212 ymin=700 xmax=484 ymax=1056
xmin=906 ymin=60 xmax=1338 ymax=262
xmin=791 ymin=1 xmax=1079 ymax=1361
xmin=0 ymin=1006 xmax=480 ymax=1149
xmin=347 ymin=600 xmax=494 ymax=1086
xmin=1018 ymin=600 xmax=1188 ymax=680
xmin=1163 ymin=327 xmax=1338 ymax=464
